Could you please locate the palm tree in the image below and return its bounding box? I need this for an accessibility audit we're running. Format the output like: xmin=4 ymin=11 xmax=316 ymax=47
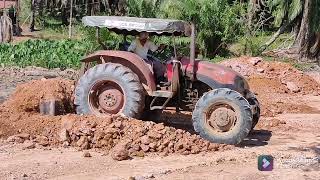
xmin=159 ymin=0 xmax=244 ymax=57
xmin=295 ymin=0 xmax=320 ymax=60
xmin=262 ymin=0 xmax=320 ymax=61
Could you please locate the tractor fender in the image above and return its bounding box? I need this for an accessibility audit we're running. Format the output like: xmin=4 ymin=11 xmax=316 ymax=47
xmin=180 ymin=57 xmax=250 ymax=95
xmin=81 ymin=50 xmax=156 ymax=94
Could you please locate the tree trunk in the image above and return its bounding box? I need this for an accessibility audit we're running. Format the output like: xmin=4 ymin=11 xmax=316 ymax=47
xmin=247 ymin=0 xmax=256 ymax=32
xmin=295 ymin=0 xmax=312 ymax=60
xmin=14 ymin=0 xmax=21 ymax=36
xmin=310 ymin=32 xmax=320 ymax=57
xmin=61 ymin=8 xmax=68 ymax=25
xmin=91 ymin=0 xmax=95 ymax=15
xmin=30 ymin=0 xmax=35 ymax=32
xmin=292 ymin=14 xmax=302 ymax=47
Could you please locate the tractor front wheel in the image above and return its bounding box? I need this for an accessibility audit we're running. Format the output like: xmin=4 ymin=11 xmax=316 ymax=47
xmin=247 ymin=92 xmax=261 ymax=130
xmin=192 ymin=88 xmax=252 ymax=145
xmin=74 ymin=63 xmax=145 ymax=118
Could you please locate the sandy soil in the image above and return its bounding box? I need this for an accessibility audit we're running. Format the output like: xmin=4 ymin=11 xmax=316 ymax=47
xmin=0 ymin=58 xmax=319 ymax=180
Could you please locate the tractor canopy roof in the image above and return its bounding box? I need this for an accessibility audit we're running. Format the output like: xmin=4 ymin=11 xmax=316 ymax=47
xmin=82 ymin=16 xmax=191 ymax=36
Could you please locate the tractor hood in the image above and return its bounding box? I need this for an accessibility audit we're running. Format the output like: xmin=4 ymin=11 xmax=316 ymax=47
xmin=181 ymin=57 xmax=250 ymax=95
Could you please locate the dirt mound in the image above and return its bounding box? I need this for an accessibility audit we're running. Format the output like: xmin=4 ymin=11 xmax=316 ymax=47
xmin=0 ymin=109 xmax=232 ymax=159
xmin=0 ymin=66 xmax=77 ymax=104
xmin=247 ymin=77 xmax=320 ymax=117
xmin=221 ymin=57 xmax=320 ymax=117
xmin=0 ymin=109 xmax=61 ymax=145
xmin=61 ymin=115 xmax=232 ymax=159
xmin=0 ymin=79 xmax=231 ymax=159
xmin=221 ymin=56 xmax=320 ymax=95
xmin=2 ymin=78 xmax=75 ymax=113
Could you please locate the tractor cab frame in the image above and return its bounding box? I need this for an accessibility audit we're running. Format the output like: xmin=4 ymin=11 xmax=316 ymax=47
xmin=80 ymin=16 xmax=196 ymax=97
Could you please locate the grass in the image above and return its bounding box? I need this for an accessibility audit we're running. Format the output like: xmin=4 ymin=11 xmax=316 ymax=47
xmin=0 ymin=39 xmax=94 ymax=69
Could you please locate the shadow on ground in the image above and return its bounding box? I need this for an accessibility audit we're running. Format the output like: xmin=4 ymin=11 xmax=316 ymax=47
xmin=239 ymin=130 xmax=272 ymax=147
xmin=158 ymin=111 xmax=195 ymax=133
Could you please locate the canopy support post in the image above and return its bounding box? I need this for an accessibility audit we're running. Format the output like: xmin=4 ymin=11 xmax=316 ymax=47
xmin=172 ymin=34 xmax=177 ymax=59
xmin=189 ymin=22 xmax=196 ymax=81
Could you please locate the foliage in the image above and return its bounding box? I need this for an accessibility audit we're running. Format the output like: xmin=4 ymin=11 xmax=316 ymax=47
xmin=0 ymin=39 xmax=94 ymax=69
xmin=267 ymin=0 xmax=303 ymax=26
xmin=127 ymin=0 xmax=162 ymax=18
xmin=23 ymin=0 xmax=246 ymax=58
xmin=10 ymin=0 xmax=320 ymax=66
xmin=158 ymin=0 xmax=246 ymax=57
xmin=234 ymin=32 xmax=293 ymax=56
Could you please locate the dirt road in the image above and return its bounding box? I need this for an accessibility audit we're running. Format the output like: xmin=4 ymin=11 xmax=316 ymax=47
xmin=0 ymin=59 xmax=319 ymax=180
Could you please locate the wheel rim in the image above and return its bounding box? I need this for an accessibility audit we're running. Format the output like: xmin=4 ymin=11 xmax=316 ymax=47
xmin=205 ymin=102 xmax=238 ymax=133
xmin=88 ymin=80 xmax=124 ymax=115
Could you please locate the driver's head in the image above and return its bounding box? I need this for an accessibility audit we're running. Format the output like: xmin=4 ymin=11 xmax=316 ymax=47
xmin=139 ymin=32 xmax=149 ymax=40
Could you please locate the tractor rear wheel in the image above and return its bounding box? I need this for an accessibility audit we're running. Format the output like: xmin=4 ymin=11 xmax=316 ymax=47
xmin=74 ymin=63 xmax=145 ymax=118
xmin=192 ymin=88 xmax=252 ymax=145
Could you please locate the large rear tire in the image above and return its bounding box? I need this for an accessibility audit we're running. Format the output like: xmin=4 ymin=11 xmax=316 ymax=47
xmin=74 ymin=63 xmax=145 ymax=118
xmin=192 ymin=88 xmax=252 ymax=145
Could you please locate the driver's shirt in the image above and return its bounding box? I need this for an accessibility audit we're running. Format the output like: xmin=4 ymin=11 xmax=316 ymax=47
xmin=128 ymin=38 xmax=158 ymax=60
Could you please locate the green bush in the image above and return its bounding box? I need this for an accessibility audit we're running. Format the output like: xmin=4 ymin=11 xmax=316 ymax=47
xmin=0 ymin=39 xmax=94 ymax=69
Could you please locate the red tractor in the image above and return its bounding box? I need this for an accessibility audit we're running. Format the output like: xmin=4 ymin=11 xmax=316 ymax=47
xmin=75 ymin=16 xmax=260 ymax=145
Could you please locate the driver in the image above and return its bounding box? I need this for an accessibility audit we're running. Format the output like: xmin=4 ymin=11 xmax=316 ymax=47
xmin=128 ymin=32 xmax=166 ymax=81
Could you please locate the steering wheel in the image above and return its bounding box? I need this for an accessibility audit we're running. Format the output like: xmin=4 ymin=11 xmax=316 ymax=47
xmin=157 ymin=44 xmax=167 ymax=54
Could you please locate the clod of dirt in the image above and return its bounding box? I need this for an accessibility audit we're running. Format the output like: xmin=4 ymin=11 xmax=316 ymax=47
xmin=7 ymin=133 xmax=31 ymax=143
xmin=22 ymin=141 xmax=36 ymax=150
xmin=35 ymin=136 xmax=50 ymax=146
xmin=256 ymin=118 xmax=287 ymax=129
xmin=249 ymin=57 xmax=263 ymax=66
xmin=111 ymin=143 xmax=130 ymax=161
xmin=76 ymin=136 xmax=90 ymax=150
xmin=83 ymin=152 xmax=92 ymax=158
xmin=257 ymin=68 xmax=265 ymax=73
xmin=59 ymin=129 xmax=71 ymax=143
xmin=2 ymin=78 xmax=75 ymax=114
xmin=15 ymin=133 xmax=31 ymax=140
xmin=7 ymin=136 xmax=25 ymax=143
xmin=285 ymin=82 xmax=300 ymax=93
